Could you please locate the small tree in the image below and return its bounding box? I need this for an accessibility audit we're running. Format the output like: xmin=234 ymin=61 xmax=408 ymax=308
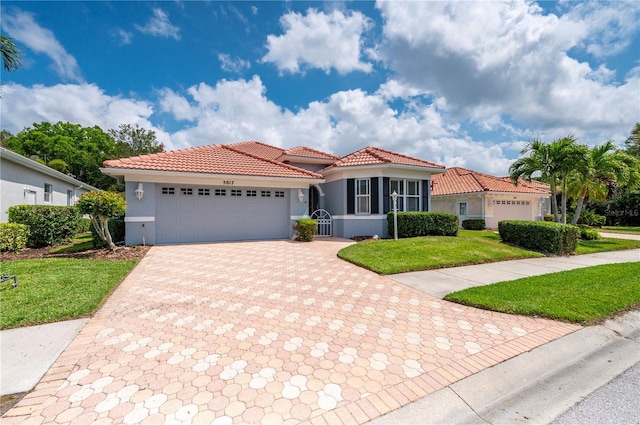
xmin=77 ymin=191 xmax=126 ymax=250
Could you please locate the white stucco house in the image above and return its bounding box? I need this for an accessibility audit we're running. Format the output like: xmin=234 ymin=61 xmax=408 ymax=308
xmin=0 ymin=147 xmax=98 ymax=222
xmin=101 ymin=141 xmax=446 ymax=245
xmin=431 ymin=167 xmax=551 ymax=228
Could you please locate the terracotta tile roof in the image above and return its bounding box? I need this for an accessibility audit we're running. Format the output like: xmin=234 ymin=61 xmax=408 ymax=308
xmin=103 ymin=144 xmax=323 ymax=179
xmin=227 ymin=141 xmax=285 ymax=161
xmin=431 ymin=167 xmax=550 ymax=196
xmin=324 ymin=146 xmax=445 ymax=170
xmin=283 ymin=146 xmax=340 ymax=161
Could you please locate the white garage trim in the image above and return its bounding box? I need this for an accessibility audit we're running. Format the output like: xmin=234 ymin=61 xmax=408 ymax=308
xmin=124 ymin=216 xmax=155 ymax=222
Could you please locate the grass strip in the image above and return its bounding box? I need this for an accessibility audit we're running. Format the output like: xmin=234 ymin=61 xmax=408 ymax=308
xmin=444 ymin=262 xmax=640 ymax=324
xmin=0 ymin=258 xmax=138 ymax=329
xmin=338 ymin=230 xmax=543 ymax=274
xmin=600 ymin=226 xmax=640 ymax=235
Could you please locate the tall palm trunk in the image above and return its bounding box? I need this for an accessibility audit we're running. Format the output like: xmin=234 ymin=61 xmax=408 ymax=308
xmin=572 ymin=197 xmax=585 ymax=225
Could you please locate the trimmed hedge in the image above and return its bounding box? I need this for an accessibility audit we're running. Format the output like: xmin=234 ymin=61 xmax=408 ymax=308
xmin=498 ymin=220 xmax=579 ymax=255
xmin=462 ymin=219 xmax=485 ymax=230
xmin=77 ymin=218 xmax=92 ymax=233
xmin=91 ymin=217 xmax=125 ymax=248
xmin=7 ymin=205 xmax=81 ymax=248
xmin=0 ymin=223 xmax=30 ymax=252
xmin=578 ymin=225 xmax=601 ymax=241
xmin=387 ymin=212 xmax=458 ymax=238
xmin=295 ymin=218 xmax=317 ymax=242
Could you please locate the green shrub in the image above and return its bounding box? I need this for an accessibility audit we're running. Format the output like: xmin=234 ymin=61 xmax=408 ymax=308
xmin=77 ymin=191 xmax=127 ymax=250
xmin=0 ymin=223 xmax=30 ymax=252
xmin=570 ymin=209 xmax=606 ymax=227
xmin=543 ymin=214 xmax=554 ymax=222
xmin=462 ymin=219 xmax=485 ymax=230
xmin=387 ymin=212 xmax=458 ymax=238
xmin=578 ymin=225 xmax=601 ymax=240
xmin=601 ymin=193 xmax=640 ymax=226
xmin=7 ymin=205 xmax=81 ymax=248
xmin=295 ymin=218 xmax=317 ymax=242
xmin=77 ymin=218 xmax=92 ymax=233
xmin=91 ymin=217 xmax=125 ymax=248
xmin=498 ymin=220 xmax=579 ymax=255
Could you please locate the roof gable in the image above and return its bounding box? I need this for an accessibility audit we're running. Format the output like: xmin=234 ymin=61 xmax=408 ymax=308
xmin=103 ymin=144 xmax=323 ymax=179
xmin=431 ymin=167 xmax=550 ymax=196
xmin=324 ymin=146 xmax=445 ymax=171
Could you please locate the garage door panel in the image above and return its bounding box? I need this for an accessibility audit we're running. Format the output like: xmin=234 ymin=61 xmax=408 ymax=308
xmin=156 ymin=186 xmax=289 ymax=244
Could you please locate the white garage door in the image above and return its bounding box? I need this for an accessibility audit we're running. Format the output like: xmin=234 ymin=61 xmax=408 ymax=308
xmin=490 ymin=200 xmax=532 ymax=228
xmin=156 ymin=186 xmax=290 ymax=244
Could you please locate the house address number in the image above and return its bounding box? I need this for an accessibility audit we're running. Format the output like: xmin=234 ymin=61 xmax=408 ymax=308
xmin=223 ymin=181 xmax=235 ymax=185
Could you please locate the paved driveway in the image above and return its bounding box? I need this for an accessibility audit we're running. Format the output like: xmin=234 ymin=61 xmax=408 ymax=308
xmin=5 ymin=239 xmax=579 ymax=424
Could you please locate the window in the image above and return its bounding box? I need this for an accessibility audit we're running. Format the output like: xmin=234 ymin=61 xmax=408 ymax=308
xmin=44 ymin=184 xmax=53 ymax=203
xmin=162 ymin=187 xmax=175 ymax=195
xmin=231 ymin=189 xmax=242 ymax=197
xmin=180 ymin=188 xmax=193 ymax=195
xmin=67 ymin=190 xmax=74 ymax=206
xmin=198 ymin=188 xmax=210 ymax=196
xmin=459 ymin=202 xmax=468 ymax=216
xmin=275 ymin=191 xmax=285 ymax=198
xmin=246 ymin=190 xmax=257 ymax=197
xmin=390 ymin=179 xmax=421 ymax=211
xmin=261 ymin=190 xmax=271 ymax=197
xmin=215 ymin=189 xmax=226 ymax=196
xmin=356 ymin=179 xmax=370 ymax=214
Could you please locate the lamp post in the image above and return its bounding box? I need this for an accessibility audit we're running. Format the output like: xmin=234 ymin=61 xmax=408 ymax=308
xmin=391 ymin=190 xmax=398 ymax=240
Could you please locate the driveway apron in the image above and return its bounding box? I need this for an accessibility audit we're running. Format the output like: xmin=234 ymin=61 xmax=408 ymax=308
xmin=4 ymin=239 xmax=579 ymax=424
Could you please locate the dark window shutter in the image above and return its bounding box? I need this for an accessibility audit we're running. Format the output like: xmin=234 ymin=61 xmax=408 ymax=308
xmin=347 ymin=179 xmax=355 ymax=214
xmin=422 ymin=180 xmax=430 ymax=211
xmin=383 ymin=177 xmax=390 ymax=213
xmin=371 ymin=178 xmax=379 ymax=214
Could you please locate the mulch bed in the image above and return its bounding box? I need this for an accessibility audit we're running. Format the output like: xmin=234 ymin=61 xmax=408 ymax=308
xmin=0 ymin=245 xmax=150 ymax=262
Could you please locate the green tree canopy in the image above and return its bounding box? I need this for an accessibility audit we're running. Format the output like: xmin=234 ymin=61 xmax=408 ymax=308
xmin=3 ymin=121 xmax=120 ymax=189
xmin=108 ymin=123 xmax=164 ymax=158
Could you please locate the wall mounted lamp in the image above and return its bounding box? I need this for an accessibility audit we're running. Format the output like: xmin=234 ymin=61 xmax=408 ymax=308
xmin=135 ymin=183 xmax=144 ymax=200
xmin=298 ymin=189 xmax=305 ymax=203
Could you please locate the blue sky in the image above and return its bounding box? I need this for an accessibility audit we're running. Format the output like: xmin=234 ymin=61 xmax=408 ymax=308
xmin=1 ymin=1 xmax=639 ymax=175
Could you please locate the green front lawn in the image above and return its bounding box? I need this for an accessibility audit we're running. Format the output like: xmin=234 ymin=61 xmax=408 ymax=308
xmin=444 ymin=262 xmax=640 ymax=324
xmin=338 ymin=230 xmax=544 ymax=274
xmin=338 ymin=230 xmax=640 ymax=275
xmin=0 ymin=258 xmax=138 ymax=329
xmin=601 ymin=226 xmax=640 ymax=235
xmin=49 ymin=233 xmax=94 ymax=254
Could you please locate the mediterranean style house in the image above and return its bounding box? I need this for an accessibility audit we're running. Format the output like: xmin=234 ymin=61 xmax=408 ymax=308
xmin=0 ymin=147 xmax=98 ymax=222
xmin=430 ymin=167 xmax=551 ymax=228
xmin=101 ymin=141 xmax=446 ymax=244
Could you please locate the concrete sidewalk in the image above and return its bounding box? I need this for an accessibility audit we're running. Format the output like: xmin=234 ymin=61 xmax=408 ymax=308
xmin=390 ymin=249 xmax=640 ymax=299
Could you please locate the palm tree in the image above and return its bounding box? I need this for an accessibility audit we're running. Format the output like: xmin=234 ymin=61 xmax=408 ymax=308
xmin=0 ymin=34 xmax=22 ymax=72
xmin=510 ymin=136 xmax=588 ymax=223
xmin=569 ymin=142 xmax=640 ymax=224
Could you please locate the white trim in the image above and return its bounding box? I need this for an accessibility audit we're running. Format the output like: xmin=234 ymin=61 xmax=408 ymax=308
xmin=124 ymin=216 xmax=156 ymax=222
xmin=332 ymin=215 xmax=387 ymax=220
xmin=100 ymin=168 xmax=324 ymax=188
xmin=290 ymin=215 xmax=308 ymax=220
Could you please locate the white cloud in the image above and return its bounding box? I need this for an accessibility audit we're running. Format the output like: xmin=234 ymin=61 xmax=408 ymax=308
xmin=218 ymin=53 xmax=251 ymax=74
xmin=135 ymin=8 xmax=181 ymax=40
xmin=375 ymin=1 xmax=640 ymax=146
xmin=1 ymin=9 xmax=83 ymax=82
xmin=110 ymin=28 xmax=133 ymax=46
xmin=1 ymin=83 xmax=170 ymax=147
xmin=262 ymin=8 xmax=373 ymax=74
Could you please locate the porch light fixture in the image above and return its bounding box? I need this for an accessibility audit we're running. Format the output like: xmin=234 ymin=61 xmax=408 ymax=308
xmin=298 ymin=189 xmax=305 ymax=203
xmin=391 ymin=190 xmax=399 ymax=241
xmin=135 ymin=183 xmax=144 ymax=200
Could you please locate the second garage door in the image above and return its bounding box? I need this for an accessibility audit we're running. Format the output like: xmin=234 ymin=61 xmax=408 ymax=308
xmin=489 ymin=200 xmax=533 ymax=228
xmin=156 ymin=186 xmax=290 ymax=244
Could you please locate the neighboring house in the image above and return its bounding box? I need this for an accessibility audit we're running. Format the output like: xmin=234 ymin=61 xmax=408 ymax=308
xmin=0 ymin=147 xmax=98 ymax=222
xmin=101 ymin=141 xmax=445 ymax=245
xmin=431 ymin=167 xmax=551 ymax=228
